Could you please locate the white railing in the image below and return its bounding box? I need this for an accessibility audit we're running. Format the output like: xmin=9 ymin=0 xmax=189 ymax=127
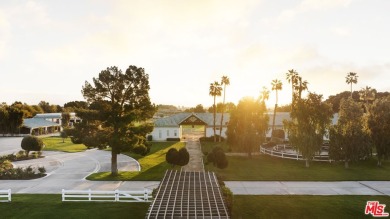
xmin=62 ymin=189 xmax=152 ymax=202
xmin=0 ymin=189 xmax=11 ymax=202
xmin=260 ymin=145 xmax=331 ymax=162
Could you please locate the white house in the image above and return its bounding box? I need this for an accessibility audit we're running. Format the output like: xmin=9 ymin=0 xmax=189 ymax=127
xmin=150 ymin=113 xmax=229 ymax=141
xmin=21 ymin=112 xmax=81 ymax=135
xmin=34 ymin=113 xmax=81 ymax=126
xmin=150 ymin=112 xmax=338 ymax=141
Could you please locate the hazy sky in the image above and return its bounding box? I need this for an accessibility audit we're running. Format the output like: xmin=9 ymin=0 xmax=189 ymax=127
xmin=1 ymin=0 xmax=389 ymax=108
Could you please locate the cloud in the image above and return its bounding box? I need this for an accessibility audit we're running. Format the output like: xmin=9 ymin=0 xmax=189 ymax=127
xmin=330 ymin=27 xmax=351 ymax=37
xmin=0 ymin=10 xmax=10 ymax=59
xmin=275 ymin=0 xmax=353 ymax=25
xmin=299 ymin=0 xmax=352 ymax=11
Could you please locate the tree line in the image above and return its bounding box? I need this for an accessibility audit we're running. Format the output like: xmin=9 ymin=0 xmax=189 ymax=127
xmin=223 ymin=69 xmax=390 ymax=168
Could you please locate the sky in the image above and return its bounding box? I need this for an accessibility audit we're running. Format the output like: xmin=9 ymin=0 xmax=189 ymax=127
xmin=1 ymin=0 xmax=389 ymax=109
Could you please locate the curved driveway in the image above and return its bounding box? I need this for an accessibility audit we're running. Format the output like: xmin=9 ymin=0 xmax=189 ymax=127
xmin=0 ymin=137 xmax=159 ymax=194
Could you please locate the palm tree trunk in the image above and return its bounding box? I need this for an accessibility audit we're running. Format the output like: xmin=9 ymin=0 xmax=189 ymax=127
xmin=350 ymin=83 xmax=353 ymax=98
xmin=219 ymin=85 xmax=226 ymax=142
xmin=272 ymin=104 xmax=277 ymax=134
xmin=213 ymin=96 xmax=216 ymax=142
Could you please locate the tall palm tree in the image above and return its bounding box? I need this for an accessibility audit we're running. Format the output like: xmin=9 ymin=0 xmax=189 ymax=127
xmin=359 ymin=86 xmax=376 ymax=112
xmin=219 ymin=76 xmax=230 ymax=142
xmin=271 ymin=79 xmax=282 ymax=134
xmin=209 ymin=81 xmax=222 ymax=142
xmin=345 ymin=72 xmax=358 ymax=98
xmin=295 ymin=76 xmax=308 ymax=100
xmin=286 ymin=69 xmax=299 ymax=110
xmin=259 ymin=86 xmax=270 ymax=103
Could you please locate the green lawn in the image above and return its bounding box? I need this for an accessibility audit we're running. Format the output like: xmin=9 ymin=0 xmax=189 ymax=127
xmin=0 ymin=194 xmax=149 ymax=219
xmin=2 ymin=194 xmax=389 ymax=218
xmin=87 ymin=141 xmax=185 ymax=181
xmin=232 ymin=195 xmax=390 ymax=219
xmin=206 ymin=155 xmax=390 ymax=181
xmin=41 ymin=137 xmax=87 ymax=153
xmin=201 ymin=141 xmax=230 ymax=154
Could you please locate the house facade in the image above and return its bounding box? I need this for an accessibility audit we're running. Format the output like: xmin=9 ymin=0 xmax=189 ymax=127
xmin=21 ymin=112 xmax=81 ymax=135
xmin=150 ymin=113 xmax=230 ymax=141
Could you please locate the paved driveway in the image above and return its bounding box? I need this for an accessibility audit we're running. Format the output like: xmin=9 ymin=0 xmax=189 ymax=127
xmin=0 ymin=137 xmax=159 ymax=194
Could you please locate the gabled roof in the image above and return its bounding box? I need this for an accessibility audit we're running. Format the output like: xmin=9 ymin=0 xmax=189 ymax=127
xmin=154 ymin=113 xmax=230 ymax=127
xmin=23 ymin=118 xmax=60 ymax=129
xmin=154 ymin=112 xmax=338 ymax=128
xmin=35 ymin=113 xmax=62 ymax=119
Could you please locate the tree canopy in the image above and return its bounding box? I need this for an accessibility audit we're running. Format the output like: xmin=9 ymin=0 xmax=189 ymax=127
xmin=329 ymin=98 xmax=370 ymax=168
xmin=285 ymin=93 xmax=333 ymax=167
xmin=73 ymin=65 xmax=156 ymax=175
xmin=367 ymin=96 xmax=390 ymax=166
xmin=226 ymin=97 xmax=269 ymax=157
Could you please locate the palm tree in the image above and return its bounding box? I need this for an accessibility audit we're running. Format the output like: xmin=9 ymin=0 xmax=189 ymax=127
xmin=219 ymin=76 xmax=230 ymax=142
xmin=209 ymin=81 xmax=222 ymax=142
xmin=271 ymin=79 xmax=283 ymax=135
xmin=286 ymin=69 xmax=299 ymax=109
xmin=295 ymin=76 xmax=308 ymax=100
xmin=259 ymin=86 xmax=270 ymax=102
xmin=345 ymin=72 xmax=358 ymax=98
xmin=359 ymin=86 xmax=376 ymax=111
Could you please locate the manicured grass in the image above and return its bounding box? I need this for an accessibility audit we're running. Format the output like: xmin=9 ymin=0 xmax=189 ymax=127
xmin=201 ymin=141 xmax=230 ymax=154
xmin=87 ymin=141 xmax=185 ymax=181
xmin=42 ymin=137 xmax=87 ymax=153
xmin=0 ymin=194 xmax=149 ymax=219
xmin=206 ymin=155 xmax=390 ymax=181
xmin=232 ymin=195 xmax=390 ymax=219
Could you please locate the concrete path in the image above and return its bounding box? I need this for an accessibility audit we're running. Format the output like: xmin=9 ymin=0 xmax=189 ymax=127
xmin=181 ymin=135 xmax=204 ymax=172
xmin=225 ymin=181 xmax=390 ymax=196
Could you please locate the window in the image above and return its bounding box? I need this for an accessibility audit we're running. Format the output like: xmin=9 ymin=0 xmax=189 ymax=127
xmin=159 ymin=130 xmax=162 ymax=139
xmin=167 ymin=130 xmax=170 ymax=137
xmin=174 ymin=130 xmax=177 ymax=137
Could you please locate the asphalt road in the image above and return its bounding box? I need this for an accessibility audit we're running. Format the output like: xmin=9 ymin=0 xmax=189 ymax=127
xmin=0 ymin=137 xmax=159 ymax=194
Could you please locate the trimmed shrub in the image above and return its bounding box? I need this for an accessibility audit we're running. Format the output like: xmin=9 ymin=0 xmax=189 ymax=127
xmin=21 ymin=135 xmax=44 ymax=157
xmin=207 ymin=146 xmax=228 ymax=169
xmin=166 ymin=147 xmax=190 ymax=167
xmin=166 ymin=138 xmax=180 ymax=141
xmin=133 ymin=145 xmax=148 ymax=155
xmin=177 ymin=147 xmax=190 ymax=166
xmin=166 ymin=148 xmax=179 ymax=166
xmin=147 ymin=135 xmax=153 ymax=141
xmin=71 ymin=136 xmax=83 ymax=144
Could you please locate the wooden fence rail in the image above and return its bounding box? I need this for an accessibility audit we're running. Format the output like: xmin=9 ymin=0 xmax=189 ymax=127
xmin=260 ymin=145 xmax=331 ymax=162
xmin=0 ymin=189 xmax=11 ymax=202
xmin=62 ymin=189 xmax=152 ymax=202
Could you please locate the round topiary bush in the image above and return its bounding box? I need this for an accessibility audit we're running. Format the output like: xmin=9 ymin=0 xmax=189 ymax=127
xmin=21 ymin=135 xmax=44 ymax=157
xmin=177 ymin=147 xmax=190 ymax=166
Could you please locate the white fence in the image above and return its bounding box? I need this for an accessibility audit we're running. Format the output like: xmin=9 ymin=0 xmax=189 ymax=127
xmin=0 ymin=189 xmax=11 ymax=202
xmin=62 ymin=189 xmax=152 ymax=202
xmin=260 ymin=145 xmax=331 ymax=162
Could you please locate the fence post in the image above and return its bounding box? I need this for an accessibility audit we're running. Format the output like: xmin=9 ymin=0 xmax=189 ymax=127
xmin=144 ymin=190 xmax=148 ymax=201
xmin=8 ymin=189 xmax=11 ymax=202
xmin=115 ymin=190 xmax=119 ymax=202
xmin=62 ymin=189 xmax=65 ymax=201
xmin=88 ymin=189 xmax=91 ymax=201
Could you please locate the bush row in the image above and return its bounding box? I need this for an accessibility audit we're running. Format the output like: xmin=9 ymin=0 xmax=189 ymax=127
xmin=0 ymin=160 xmax=46 ymax=180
